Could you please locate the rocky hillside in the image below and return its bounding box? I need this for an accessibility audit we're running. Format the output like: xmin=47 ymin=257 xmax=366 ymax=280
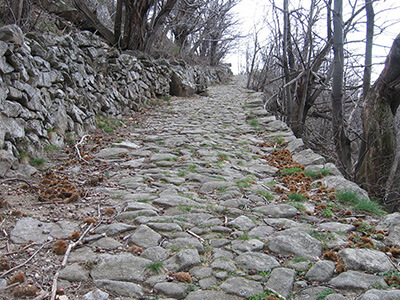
xmin=0 ymin=76 xmax=399 ymax=299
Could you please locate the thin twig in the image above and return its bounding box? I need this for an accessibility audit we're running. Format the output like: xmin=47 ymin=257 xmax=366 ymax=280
xmin=75 ymin=135 xmax=90 ymax=162
xmin=50 ymin=223 xmax=93 ymax=300
xmin=33 ymin=291 xmax=49 ymax=300
xmin=186 ymin=229 xmax=205 ymax=243
xmin=5 ymin=242 xmax=36 ymax=256
xmin=0 ymin=282 xmax=19 ymax=291
xmin=0 ymin=241 xmax=52 ymax=278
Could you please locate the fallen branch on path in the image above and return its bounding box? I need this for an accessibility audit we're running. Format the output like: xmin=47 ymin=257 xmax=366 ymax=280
xmin=75 ymin=135 xmax=90 ymax=162
xmin=50 ymin=223 xmax=93 ymax=300
xmin=0 ymin=241 xmax=52 ymax=278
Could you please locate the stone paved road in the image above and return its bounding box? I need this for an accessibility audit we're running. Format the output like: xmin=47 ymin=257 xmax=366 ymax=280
xmin=4 ymin=76 xmax=400 ymax=300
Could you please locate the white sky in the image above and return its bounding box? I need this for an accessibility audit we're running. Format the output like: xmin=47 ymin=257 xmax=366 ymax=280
xmin=225 ymin=0 xmax=400 ymax=78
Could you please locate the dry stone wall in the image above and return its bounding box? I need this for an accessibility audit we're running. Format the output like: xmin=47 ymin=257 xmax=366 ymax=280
xmin=0 ymin=25 xmax=232 ymax=177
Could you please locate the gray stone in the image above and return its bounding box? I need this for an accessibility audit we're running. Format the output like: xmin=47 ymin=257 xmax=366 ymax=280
xmin=357 ymin=289 xmax=400 ymax=300
xmin=235 ymin=252 xmax=280 ymax=271
xmin=59 ymin=263 xmax=89 ymax=282
xmin=318 ymin=222 xmax=356 ymax=233
xmin=294 ymin=286 xmax=336 ymax=300
xmin=325 ymin=295 xmax=348 ymax=300
xmin=164 ymin=249 xmax=201 ymax=272
xmin=149 ymin=153 xmax=178 ymax=162
xmin=323 ymin=175 xmax=369 ymax=200
xmin=129 ymin=224 xmax=162 ymax=248
xmin=231 ymin=238 xmax=265 ymax=253
xmin=82 ymin=289 xmax=109 ymax=300
xmin=189 ymin=266 xmax=213 ymax=279
xmin=164 ymin=237 xmax=204 ymax=254
xmin=339 ymin=248 xmax=395 ymax=272
xmin=90 ymin=253 xmax=152 ymax=282
xmin=292 ymin=149 xmax=325 ymax=166
xmin=69 ymin=247 xmax=97 ymax=263
xmin=92 ymin=237 xmax=122 ymax=250
xmin=228 ymin=215 xmax=256 ymax=231
xmin=94 ymin=223 xmax=136 ymax=236
xmin=186 ymin=290 xmax=240 ymax=300
xmin=248 ymin=225 xmax=275 ymax=240
xmin=199 ymin=276 xmax=217 ymax=289
xmin=267 ymin=231 xmax=322 ymax=260
xmin=265 ymin=267 xmax=296 ymax=299
xmin=287 ymin=138 xmax=306 ymax=153
xmin=211 ymin=258 xmax=237 ymax=272
xmin=153 ymin=195 xmax=201 ymax=208
xmin=200 ymin=181 xmax=232 ymax=193
xmin=141 ymin=246 xmax=170 ymax=262
xmin=255 ymin=204 xmax=298 ymax=218
xmin=305 ymin=260 xmax=335 ymax=282
xmin=210 ymin=238 xmax=230 ymax=247
xmin=329 ymin=270 xmax=388 ymax=291
xmin=123 ymin=201 xmax=157 ymax=211
xmin=95 ymin=147 xmax=129 ymax=158
xmin=220 ymin=277 xmax=264 ymax=298
xmin=0 ymin=24 xmax=24 ymax=45
xmin=10 ymin=217 xmax=78 ymax=244
xmin=94 ymin=280 xmax=144 ymax=298
xmin=377 ymin=212 xmax=400 ymax=230
xmin=213 ymin=248 xmax=234 ymax=260
xmin=147 ymin=222 xmax=182 ymax=232
xmin=154 ymin=282 xmax=191 ymax=299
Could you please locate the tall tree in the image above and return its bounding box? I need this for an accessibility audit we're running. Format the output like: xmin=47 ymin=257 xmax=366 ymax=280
xmin=356 ymin=34 xmax=400 ymax=203
xmin=332 ymin=0 xmax=352 ymax=175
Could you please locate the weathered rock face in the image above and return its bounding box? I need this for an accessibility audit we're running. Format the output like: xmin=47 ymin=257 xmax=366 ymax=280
xmin=0 ymin=25 xmax=231 ymax=177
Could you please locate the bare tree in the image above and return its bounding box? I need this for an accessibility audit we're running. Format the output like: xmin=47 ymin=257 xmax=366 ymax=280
xmin=332 ymin=0 xmax=352 ymax=175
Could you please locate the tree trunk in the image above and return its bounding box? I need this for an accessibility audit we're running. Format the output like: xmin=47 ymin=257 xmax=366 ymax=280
xmin=73 ymin=0 xmax=115 ymax=45
xmin=283 ymin=0 xmax=293 ymax=125
xmin=114 ymin=0 xmax=123 ymax=47
xmin=356 ymin=33 xmax=400 ymax=199
xmin=363 ymin=0 xmax=374 ymax=97
xmin=332 ymin=0 xmax=352 ymax=176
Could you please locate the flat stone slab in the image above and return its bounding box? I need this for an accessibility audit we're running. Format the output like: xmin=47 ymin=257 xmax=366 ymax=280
xmin=228 ymin=215 xmax=256 ymax=231
xmin=339 ymin=248 xmax=395 ymax=272
xmin=95 ymin=147 xmax=129 ymax=158
xmin=265 ymin=267 xmax=295 ymax=299
xmin=129 ymin=224 xmax=162 ymax=248
xmin=305 ymin=260 xmax=335 ymax=282
xmin=186 ymin=290 xmax=241 ymax=300
xmin=164 ymin=249 xmax=201 ymax=272
xmin=267 ymin=231 xmax=322 ymax=260
xmin=94 ymin=222 xmax=136 ymax=236
xmin=235 ymin=252 xmax=280 ymax=272
xmin=153 ymin=195 xmax=201 ymax=208
xmin=220 ymin=277 xmax=264 ymax=298
xmin=254 ymin=204 xmax=298 ymax=218
xmin=318 ymin=222 xmax=355 ymax=233
xmin=323 ymin=175 xmax=369 ymax=200
xmin=153 ymin=282 xmax=191 ymax=299
xmin=10 ymin=217 xmax=78 ymax=244
xmin=90 ymin=254 xmax=152 ymax=282
xmin=200 ymin=181 xmax=232 ymax=193
xmin=94 ymin=280 xmax=144 ymax=298
xmin=292 ymin=149 xmax=325 ymax=166
xmin=358 ymin=289 xmax=400 ymax=300
xmin=329 ymin=270 xmax=388 ymax=291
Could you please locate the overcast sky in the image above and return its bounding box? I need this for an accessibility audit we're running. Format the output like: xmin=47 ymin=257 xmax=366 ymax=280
xmin=225 ymin=0 xmax=400 ymax=77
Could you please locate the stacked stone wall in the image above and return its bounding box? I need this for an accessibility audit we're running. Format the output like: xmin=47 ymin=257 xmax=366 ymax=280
xmin=0 ymin=25 xmax=232 ymax=176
